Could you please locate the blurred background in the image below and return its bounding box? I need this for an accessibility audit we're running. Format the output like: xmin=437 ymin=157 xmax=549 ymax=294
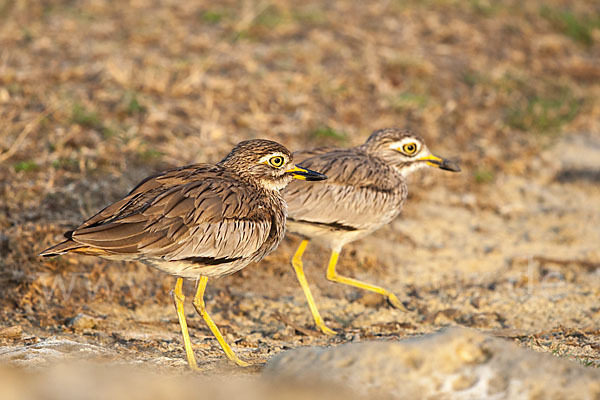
xmin=0 ymin=0 xmax=599 ymax=387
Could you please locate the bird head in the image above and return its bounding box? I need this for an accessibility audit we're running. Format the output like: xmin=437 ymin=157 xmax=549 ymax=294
xmin=362 ymin=128 xmax=461 ymax=177
xmin=219 ymin=139 xmax=327 ymax=190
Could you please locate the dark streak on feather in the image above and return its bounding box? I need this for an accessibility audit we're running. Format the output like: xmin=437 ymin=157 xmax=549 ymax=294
xmin=288 ymin=217 xmax=358 ymax=231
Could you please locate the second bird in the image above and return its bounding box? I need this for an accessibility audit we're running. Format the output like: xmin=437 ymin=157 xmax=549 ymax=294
xmin=282 ymin=128 xmax=461 ymax=334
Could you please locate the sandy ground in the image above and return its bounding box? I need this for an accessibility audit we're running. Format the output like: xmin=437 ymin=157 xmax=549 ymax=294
xmin=1 ymin=132 xmax=599 ymax=374
xmin=0 ymin=0 xmax=599 ymax=381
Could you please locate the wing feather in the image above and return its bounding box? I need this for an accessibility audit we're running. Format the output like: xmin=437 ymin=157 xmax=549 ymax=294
xmin=284 ymin=149 xmax=406 ymax=231
xmin=68 ymin=164 xmax=273 ymax=264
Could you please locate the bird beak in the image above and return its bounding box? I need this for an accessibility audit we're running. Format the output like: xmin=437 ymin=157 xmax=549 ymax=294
xmin=286 ymin=165 xmax=327 ymax=181
xmin=419 ymin=154 xmax=461 ymax=172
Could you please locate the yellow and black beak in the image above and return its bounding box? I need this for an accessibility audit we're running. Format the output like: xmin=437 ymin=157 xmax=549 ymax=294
xmin=419 ymin=154 xmax=461 ymax=172
xmin=286 ymin=165 xmax=327 ymax=181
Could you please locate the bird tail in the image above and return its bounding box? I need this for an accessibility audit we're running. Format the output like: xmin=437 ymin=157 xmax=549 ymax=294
xmin=39 ymin=238 xmax=84 ymax=257
xmin=40 ymin=230 xmax=107 ymax=257
xmin=40 ymin=239 xmax=111 ymax=257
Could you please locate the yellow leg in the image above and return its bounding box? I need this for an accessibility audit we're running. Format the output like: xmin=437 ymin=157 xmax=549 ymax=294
xmin=291 ymin=240 xmax=337 ymax=335
xmin=326 ymin=250 xmax=407 ymax=311
xmin=172 ymin=277 xmax=199 ymax=370
xmin=192 ymin=276 xmax=249 ymax=367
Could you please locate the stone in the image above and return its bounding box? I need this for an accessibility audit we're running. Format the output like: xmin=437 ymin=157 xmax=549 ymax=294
xmin=264 ymin=327 xmax=600 ymax=399
xmin=0 ymin=338 xmax=113 ymax=367
xmin=66 ymin=313 xmax=100 ymax=331
xmin=0 ymin=326 xmax=22 ymax=339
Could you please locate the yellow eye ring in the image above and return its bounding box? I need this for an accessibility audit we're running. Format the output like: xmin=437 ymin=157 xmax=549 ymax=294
xmin=402 ymin=143 xmax=418 ymax=155
xmin=268 ymin=156 xmax=285 ymax=168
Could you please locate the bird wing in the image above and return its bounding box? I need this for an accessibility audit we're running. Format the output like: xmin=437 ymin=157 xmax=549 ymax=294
xmin=69 ymin=165 xmax=273 ymax=263
xmin=292 ymin=147 xmax=338 ymax=164
xmin=283 ymin=149 xmax=406 ymax=231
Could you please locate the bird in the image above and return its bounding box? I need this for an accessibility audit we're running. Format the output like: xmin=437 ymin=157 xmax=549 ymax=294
xmin=40 ymin=139 xmax=327 ymax=369
xmin=282 ymin=128 xmax=460 ymax=335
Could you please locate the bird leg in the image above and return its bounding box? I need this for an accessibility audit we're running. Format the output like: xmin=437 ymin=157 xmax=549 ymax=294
xmin=172 ymin=277 xmax=199 ymax=370
xmin=291 ymin=239 xmax=337 ymax=336
xmin=326 ymin=250 xmax=407 ymax=311
xmin=192 ymin=276 xmax=249 ymax=367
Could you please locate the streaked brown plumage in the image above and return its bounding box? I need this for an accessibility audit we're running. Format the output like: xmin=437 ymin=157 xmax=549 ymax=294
xmin=282 ymin=128 xmax=460 ymax=335
xmin=41 ymin=139 xmax=326 ymax=368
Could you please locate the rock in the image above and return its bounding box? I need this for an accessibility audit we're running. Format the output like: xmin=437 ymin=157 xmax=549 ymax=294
xmin=264 ymin=327 xmax=600 ymax=399
xmin=355 ymin=291 xmax=386 ymax=308
xmin=548 ymin=134 xmax=600 ymax=183
xmin=66 ymin=314 xmax=100 ymax=331
xmin=0 ymin=338 xmax=113 ymax=367
xmin=0 ymin=326 xmax=22 ymax=339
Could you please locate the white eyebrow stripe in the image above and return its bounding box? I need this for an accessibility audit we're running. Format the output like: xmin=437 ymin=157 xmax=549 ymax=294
xmin=389 ymin=138 xmax=421 ymax=151
xmin=258 ymin=152 xmax=288 ymax=164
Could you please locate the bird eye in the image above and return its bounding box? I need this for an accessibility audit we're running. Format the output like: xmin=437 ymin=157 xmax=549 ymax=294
xmin=402 ymin=142 xmax=418 ymax=155
xmin=268 ymin=156 xmax=285 ymax=168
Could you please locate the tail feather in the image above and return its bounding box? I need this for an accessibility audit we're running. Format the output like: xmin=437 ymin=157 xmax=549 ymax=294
xmin=39 ymin=239 xmax=84 ymax=257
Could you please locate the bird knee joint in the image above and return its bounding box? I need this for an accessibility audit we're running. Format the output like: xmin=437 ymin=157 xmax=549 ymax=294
xmin=192 ymin=299 xmax=205 ymax=312
xmin=172 ymin=290 xmax=185 ymax=303
xmin=291 ymin=257 xmax=302 ymax=269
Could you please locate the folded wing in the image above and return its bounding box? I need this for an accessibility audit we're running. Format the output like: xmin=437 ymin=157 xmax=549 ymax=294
xmin=284 ymin=150 xmax=406 ymax=231
xmin=44 ymin=165 xmax=272 ymax=264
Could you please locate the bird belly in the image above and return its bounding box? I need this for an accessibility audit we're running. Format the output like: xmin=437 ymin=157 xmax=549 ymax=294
xmin=143 ymin=258 xmax=250 ymax=279
xmin=286 ymin=219 xmax=371 ymax=249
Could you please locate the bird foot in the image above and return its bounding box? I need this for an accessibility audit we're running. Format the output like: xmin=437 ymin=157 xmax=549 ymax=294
xmin=387 ymin=293 xmax=408 ymax=312
xmin=231 ymin=357 xmax=251 ymax=367
xmin=317 ymin=322 xmax=338 ymax=336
